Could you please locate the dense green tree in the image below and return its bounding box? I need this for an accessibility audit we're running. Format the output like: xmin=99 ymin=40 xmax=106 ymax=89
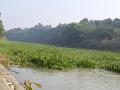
xmin=6 ymin=18 xmax=120 ymax=51
xmin=0 ymin=19 xmax=4 ymax=35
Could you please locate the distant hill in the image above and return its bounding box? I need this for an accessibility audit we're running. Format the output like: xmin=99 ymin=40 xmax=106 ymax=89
xmin=6 ymin=18 xmax=120 ymax=51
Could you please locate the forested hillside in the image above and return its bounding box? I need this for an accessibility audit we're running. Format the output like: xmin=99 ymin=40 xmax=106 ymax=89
xmin=6 ymin=18 xmax=120 ymax=51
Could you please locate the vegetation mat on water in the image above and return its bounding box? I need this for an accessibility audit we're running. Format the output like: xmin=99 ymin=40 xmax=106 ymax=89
xmin=1 ymin=41 xmax=120 ymax=73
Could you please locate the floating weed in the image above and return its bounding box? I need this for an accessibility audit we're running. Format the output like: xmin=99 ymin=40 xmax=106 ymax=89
xmin=1 ymin=41 xmax=120 ymax=73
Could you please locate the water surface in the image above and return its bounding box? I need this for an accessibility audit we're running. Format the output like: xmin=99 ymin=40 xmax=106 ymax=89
xmin=9 ymin=66 xmax=120 ymax=90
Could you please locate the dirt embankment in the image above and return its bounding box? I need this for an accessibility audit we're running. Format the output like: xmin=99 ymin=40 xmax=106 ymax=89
xmin=0 ymin=55 xmax=24 ymax=90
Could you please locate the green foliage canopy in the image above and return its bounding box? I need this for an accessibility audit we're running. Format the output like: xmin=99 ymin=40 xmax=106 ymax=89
xmin=6 ymin=18 xmax=120 ymax=51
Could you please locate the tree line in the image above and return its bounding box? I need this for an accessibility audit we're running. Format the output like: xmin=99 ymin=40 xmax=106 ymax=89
xmin=6 ymin=18 xmax=120 ymax=51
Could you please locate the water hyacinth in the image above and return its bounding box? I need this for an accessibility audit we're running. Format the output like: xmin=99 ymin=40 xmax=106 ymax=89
xmin=0 ymin=41 xmax=120 ymax=72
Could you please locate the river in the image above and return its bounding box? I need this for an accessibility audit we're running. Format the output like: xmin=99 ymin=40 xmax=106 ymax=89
xmin=9 ymin=66 xmax=120 ymax=90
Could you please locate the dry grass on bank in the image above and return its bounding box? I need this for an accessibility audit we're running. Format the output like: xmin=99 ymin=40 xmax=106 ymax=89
xmin=0 ymin=55 xmax=8 ymax=66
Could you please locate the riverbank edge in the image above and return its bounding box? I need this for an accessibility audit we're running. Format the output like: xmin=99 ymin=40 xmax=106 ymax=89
xmin=0 ymin=64 xmax=24 ymax=90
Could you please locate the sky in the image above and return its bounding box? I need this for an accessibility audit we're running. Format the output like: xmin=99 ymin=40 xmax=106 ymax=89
xmin=0 ymin=0 xmax=120 ymax=30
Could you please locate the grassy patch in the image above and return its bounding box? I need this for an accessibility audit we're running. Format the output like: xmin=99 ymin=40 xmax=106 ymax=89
xmin=1 ymin=41 xmax=120 ymax=72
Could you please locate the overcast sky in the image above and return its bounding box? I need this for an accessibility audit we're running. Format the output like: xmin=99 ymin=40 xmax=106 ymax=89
xmin=0 ymin=0 xmax=120 ymax=30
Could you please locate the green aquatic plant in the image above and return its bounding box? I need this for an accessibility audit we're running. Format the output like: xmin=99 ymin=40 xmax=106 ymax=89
xmin=1 ymin=41 xmax=120 ymax=73
xmin=24 ymin=80 xmax=42 ymax=90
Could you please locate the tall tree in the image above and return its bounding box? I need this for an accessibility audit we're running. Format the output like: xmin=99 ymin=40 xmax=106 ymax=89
xmin=0 ymin=19 xmax=4 ymax=36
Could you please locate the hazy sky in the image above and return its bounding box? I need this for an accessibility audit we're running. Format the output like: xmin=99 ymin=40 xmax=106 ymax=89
xmin=0 ymin=0 xmax=120 ymax=30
